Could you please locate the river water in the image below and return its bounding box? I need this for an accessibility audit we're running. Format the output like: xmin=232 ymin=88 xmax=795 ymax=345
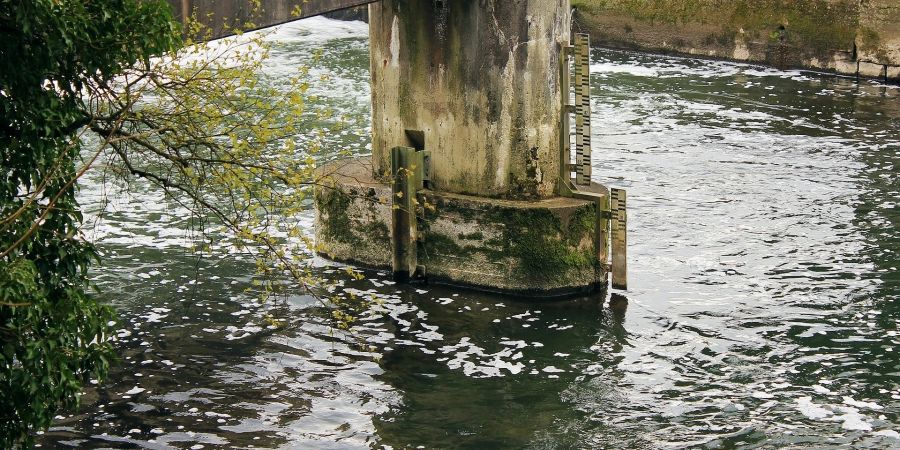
xmin=39 ymin=17 xmax=898 ymax=449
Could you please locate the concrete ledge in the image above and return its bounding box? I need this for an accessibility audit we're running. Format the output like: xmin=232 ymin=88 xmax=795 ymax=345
xmin=314 ymin=159 xmax=610 ymax=298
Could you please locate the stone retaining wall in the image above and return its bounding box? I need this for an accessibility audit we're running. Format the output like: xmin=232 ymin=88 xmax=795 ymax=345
xmin=572 ymin=0 xmax=900 ymax=80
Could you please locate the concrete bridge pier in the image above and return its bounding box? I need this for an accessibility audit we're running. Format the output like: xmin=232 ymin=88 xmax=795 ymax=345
xmin=316 ymin=0 xmax=615 ymax=297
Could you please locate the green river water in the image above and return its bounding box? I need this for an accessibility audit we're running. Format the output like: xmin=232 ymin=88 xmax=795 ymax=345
xmin=38 ymin=17 xmax=898 ymax=449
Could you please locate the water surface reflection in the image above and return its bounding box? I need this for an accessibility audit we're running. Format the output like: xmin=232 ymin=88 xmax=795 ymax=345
xmin=39 ymin=16 xmax=898 ymax=449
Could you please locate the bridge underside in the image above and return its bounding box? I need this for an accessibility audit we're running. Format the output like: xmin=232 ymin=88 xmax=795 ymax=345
xmin=165 ymin=0 xmax=376 ymax=39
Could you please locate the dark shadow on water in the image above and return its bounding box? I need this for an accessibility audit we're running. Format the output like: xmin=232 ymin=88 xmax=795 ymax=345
xmin=370 ymin=281 xmax=646 ymax=448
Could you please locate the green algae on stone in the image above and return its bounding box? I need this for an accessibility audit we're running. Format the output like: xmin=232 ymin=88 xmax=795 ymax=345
xmin=484 ymin=203 xmax=598 ymax=283
xmin=316 ymin=187 xmax=360 ymax=246
xmin=315 ymin=159 xmax=608 ymax=296
xmin=316 ymin=187 xmax=390 ymax=249
xmin=417 ymin=196 xmax=600 ymax=284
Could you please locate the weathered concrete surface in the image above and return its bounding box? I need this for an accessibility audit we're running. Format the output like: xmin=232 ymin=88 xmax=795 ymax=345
xmin=572 ymin=0 xmax=900 ymax=80
xmin=858 ymin=0 xmax=900 ymax=77
xmin=369 ymin=0 xmax=571 ymax=199
xmin=165 ymin=0 xmax=377 ymax=39
xmin=318 ymin=2 xmax=611 ymax=295
xmin=315 ymin=159 xmax=608 ymax=297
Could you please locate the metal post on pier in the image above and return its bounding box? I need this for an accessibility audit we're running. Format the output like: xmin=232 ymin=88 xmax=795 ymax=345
xmin=391 ymin=146 xmax=430 ymax=282
xmin=391 ymin=146 xmax=418 ymax=281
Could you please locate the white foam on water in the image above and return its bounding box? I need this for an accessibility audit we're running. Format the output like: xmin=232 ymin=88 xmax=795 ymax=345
xmin=124 ymin=386 xmax=146 ymax=395
xmin=265 ymin=16 xmax=368 ymax=43
xmin=796 ymin=396 xmax=832 ymax=420
xmin=834 ymin=406 xmax=873 ymax=431
xmin=874 ymin=430 xmax=900 ymax=440
xmin=843 ymin=396 xmax=883 ymax=410
xmin=591 ymin=62 xmax=659 ymax=77
xmin=742 ymin=68 xmax=804 ymax=78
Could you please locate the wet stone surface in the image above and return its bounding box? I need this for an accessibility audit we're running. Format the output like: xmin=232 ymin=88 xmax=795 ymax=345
xmin=315 ymin=159 xmax=607 ymax=296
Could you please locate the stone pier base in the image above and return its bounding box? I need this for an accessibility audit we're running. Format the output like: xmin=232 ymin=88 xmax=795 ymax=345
xmin=314 ymin=159 xmax=609 ymax=297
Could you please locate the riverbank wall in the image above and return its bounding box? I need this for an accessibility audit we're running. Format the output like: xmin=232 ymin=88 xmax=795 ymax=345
xmin=324 ymin=5 xmax=369 ymax=22
xmin=571 ymin=0 xmax=900 ymax=81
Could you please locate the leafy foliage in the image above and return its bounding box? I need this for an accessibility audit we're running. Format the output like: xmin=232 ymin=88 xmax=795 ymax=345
xmin=2 ymin=1 xmax=370 ymax=446
xmin=0 ymin=0 xmax=178 ymax=446
xmin=94 ymin=9 xmax=362 ymax=312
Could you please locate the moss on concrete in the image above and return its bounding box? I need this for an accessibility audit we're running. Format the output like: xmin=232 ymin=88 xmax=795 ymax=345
xmin=315 ymin=159 xmax=608 ymax=296
xmin=363 ymin=217 xmax=391 ymax=244
xmin=421 ymin=198 xmax=599 ymax=284
xmin=458 ymin=231 xmax=485 ymax=241
xmin=500 ymin=205 xmax=598 ymax=282
xmin=703 ymin=30 xmax=737 ymax=48
xmin=316 ymin=187 xmax=390 ymax=248
xmin=858 ymin=26 xmax=893 ymax=63
xmin=572 ymin=0 xmax=701 ymax=25
xmin=316 ymin=187 xmax=360 ymax=245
